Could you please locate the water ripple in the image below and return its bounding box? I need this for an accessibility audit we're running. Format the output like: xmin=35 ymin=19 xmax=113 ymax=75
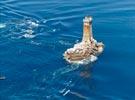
xmin=0 ymin=0 xmax=135 ymax=99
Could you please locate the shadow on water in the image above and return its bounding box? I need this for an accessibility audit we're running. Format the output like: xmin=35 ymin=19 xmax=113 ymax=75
xmin=31 ymin=63 xmax=94 ymax=100
xmin=0 ymin=65 xmax=84 ymax=99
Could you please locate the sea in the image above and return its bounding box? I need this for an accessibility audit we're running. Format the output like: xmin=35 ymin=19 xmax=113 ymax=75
xmin=0 ymin=0 xmax=135 ymax=100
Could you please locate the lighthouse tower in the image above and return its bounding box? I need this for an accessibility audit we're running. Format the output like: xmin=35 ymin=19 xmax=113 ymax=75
xmin=82 ymin=16 xmax=93 ymax=43
xmin=63 ymin=16 xmax=104 ymax=64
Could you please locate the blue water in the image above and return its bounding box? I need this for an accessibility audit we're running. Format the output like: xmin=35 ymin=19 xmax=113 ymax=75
xmin=0 ymin=0 xmax=135 ymax=99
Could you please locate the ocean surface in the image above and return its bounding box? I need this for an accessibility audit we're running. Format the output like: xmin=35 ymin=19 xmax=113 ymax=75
xmin=0 ymin=0 xmax=135 ymax=100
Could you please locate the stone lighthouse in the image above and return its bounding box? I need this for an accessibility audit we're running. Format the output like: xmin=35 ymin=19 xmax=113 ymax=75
xmin=63 ymin=16 xmax=104 ymax=64
xmin=82 ymin=16 xmax=93 ymax=43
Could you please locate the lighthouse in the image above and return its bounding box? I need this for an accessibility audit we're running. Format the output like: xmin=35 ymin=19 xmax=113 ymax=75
xmin=63 ymin=16 xmax=104 ymax=64
xmin=82 ymin=16 xmax=93 ymax=43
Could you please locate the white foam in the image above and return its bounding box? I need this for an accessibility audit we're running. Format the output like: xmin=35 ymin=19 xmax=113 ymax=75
xmin=0 ymin=23 xmax=6 ymax=28
xmin=42 ymin=19 xmax=47 ymax=23
xmin=25 ymin=29 xmax=34 ymax=34
xmin=67 ymin=55 xmax=98 ymax=65
xmin=53 ymin=64 xmax=79 ymax=78
xmin=59 ymin=40 xmax=71 ymax=46
xmin=30 ymin=41 xmax=41 ymax=45
xmin=23 ymin=34 xmax=35 ymax=38
xmin=63 ymin=90 xmax=70 ymax=96
xmin=52 ymin=29 xmax=56 ymax=32
xmin=27 ymin=20 xmax=39 ymax=28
